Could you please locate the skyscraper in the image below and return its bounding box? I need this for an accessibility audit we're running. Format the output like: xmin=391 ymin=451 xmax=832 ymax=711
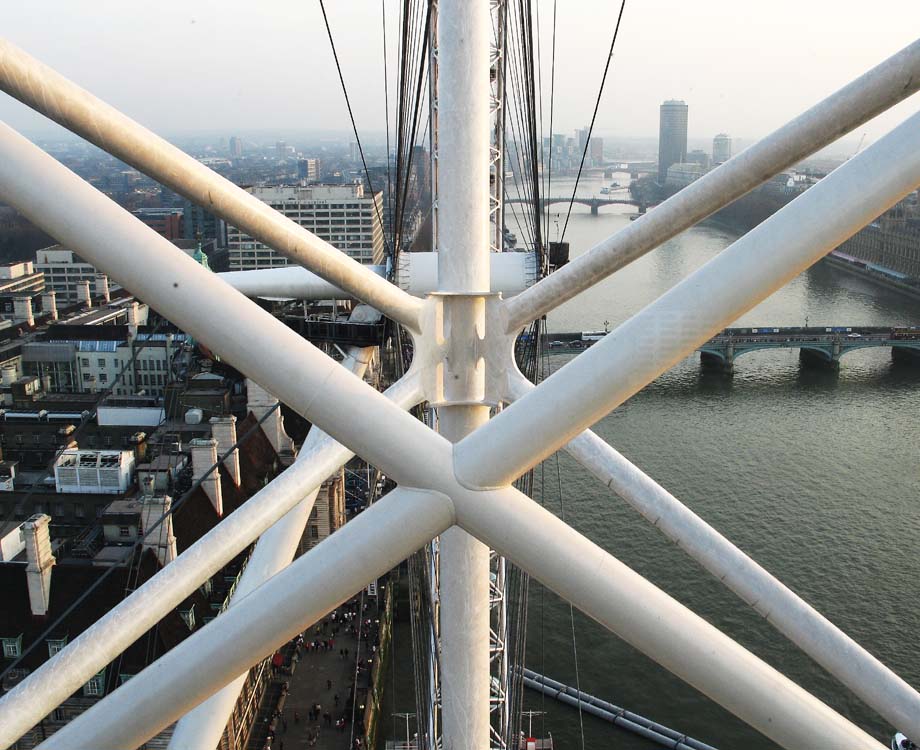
xmin=713 ymin=133 xmax=732 ymax=164
xmin=658 ymin=100 xmax=688 ymax=183
xmin=229 ymin=136 xmax=242 ymax=158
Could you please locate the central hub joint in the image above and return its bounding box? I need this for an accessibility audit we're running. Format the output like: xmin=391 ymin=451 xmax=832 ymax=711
xmin=418 ymin=293 xmax=512 ymax=409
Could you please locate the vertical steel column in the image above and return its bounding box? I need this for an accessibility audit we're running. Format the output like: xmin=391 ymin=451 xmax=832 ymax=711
xmin=435 ymin=2 xmax=492 ymax=749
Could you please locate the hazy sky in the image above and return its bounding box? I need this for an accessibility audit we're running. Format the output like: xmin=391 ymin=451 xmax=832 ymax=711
xmin=2 ymin=1 xmax=919 ymax=151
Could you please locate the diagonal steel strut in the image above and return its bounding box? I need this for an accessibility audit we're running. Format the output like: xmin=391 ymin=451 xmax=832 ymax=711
xmin=457 ymin=108 xmax=920 ymax=488
xmin=0 ymin=39 xmax=424 ymax=332
xmin=503 ymin=37 xmax=920 ymax=332
xmin=506 ymin=372 xmax=920 ymax=742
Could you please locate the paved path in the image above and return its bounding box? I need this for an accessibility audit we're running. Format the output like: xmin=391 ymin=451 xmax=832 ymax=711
xmin=260 ymin=596 xmax=381 ymax=750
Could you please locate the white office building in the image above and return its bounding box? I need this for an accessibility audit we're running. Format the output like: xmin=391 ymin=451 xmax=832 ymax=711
xmin=35 ymin=246 xmax=118 ymax=303
xmin=227 ymin=184 xmax=384 ymax=270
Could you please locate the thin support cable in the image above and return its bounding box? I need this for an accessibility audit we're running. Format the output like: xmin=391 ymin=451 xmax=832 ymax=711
xmin=318 ymin=0 xmax=393 ymax=258
xmin=560 ymin=0 xmax=627 ymax=244
xmin=555 ymin=448 xmax=586 ymax=750
xmin=543 ymin=0 xmax=557 ymax=251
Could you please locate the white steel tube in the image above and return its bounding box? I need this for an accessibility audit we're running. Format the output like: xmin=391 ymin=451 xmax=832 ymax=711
xmin=0 ymin=122 xmax=448 ymax=488
xmin=457 ymin=109 xmax=920 ymax=488
xmin=219 ymin=251 xmax=536 ymax=300
xmin=169 ymin=346 xmax=378 ymax=750
xmin=507 ymin=374 xmax=920 ymax=741
xmin=0 ymin=373 xmax=423 ymax=748
xmin=435 ymin=2 xmax=493 ymax=749
xmin=0 ymin=39 xmax=424 ymax=332
xmin=503 ymin=38 xmax=920 ymax=332
xmin=219 ymin=265 xmax=386 ymax=300
xmin=453 ymin=487 xmax=887 ymax=750
xmin=35 ymin=487 xmax=456 ymax=750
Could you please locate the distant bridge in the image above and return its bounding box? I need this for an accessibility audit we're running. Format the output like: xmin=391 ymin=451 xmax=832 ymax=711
xmin=506 ymin=195 xmax=648 ymax=215
xmin=541 ymin=326 xmax=920 ymax=373
xmin=699 ymin=326 xmax=920 ymax=372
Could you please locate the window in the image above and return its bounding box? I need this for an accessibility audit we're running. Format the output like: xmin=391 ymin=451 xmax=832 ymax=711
xmin=81 ymin=358 xmax=89 ymax=367
xmin=97 ymin=359 xmax=105 ymax=368
xmin=2 ymin=635 xmax=22 ymax=658
xmin=52 ymin=708 xmax=66 ymax=722
xmin=74 ymin=503 xmax=85 ymax=518
xmin=118 ymin=526 xmax=131 ymax=537
xmin=309 ymin=525 xmax=319 ymax=539
xmin=83 ymin=668 xmax=106 ymax=697
xmin=54 ymin=503 xmax=64 ymax=517
xmin=47 ymin=637 xmax=67 ymax=657
xmin=119 ymin=674 xmax=134 ymax=685
xmin=99 ymin=373 xmax=107 ymax=384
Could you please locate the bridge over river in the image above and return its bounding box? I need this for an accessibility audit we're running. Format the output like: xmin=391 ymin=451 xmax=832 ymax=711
xmin=506 ymin=195 xmax=652 ymax=215
xmin=540 ymin=326 xmax=920 ymax=373
xmin=700 ymin=326 xmax=920 ymax=372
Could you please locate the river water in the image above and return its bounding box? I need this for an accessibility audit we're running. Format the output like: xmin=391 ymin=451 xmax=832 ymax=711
xmin=514 ymin=174 xmax=920 ymax=749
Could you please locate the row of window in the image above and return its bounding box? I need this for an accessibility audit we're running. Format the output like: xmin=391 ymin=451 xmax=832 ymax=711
xmin=79 ymin=357 xmax=166 ymax=371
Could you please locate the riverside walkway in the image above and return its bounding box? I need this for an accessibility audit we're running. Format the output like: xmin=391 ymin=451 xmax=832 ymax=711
xmin=250 ymin=595 xmax=382 ymax=750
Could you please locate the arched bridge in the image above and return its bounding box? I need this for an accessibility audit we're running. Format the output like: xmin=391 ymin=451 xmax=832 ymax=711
xmin=698 ymin=326 xmax=920 ymax=372
xmin=506 ymin=196 xmax=648 ymax=215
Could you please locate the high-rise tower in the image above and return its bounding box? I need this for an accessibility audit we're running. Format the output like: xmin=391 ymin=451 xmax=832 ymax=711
xmin=658 ymin=100 xmax=688 ymax=183
xmin=713 ymin=133 xmax=733 ymax=164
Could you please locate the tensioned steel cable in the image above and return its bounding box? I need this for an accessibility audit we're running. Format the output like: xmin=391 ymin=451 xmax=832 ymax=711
xmin=543 ymin=0 xmax=557 ymax=255
xmin=393 ymin=4 xmax=431 ymax=259
xmin=0 ymin=401 xmax=281 ymax=682
xmin=559 ymin=0 xmax=627 ymax=245
xmin=383 ymin=0 xmax=395 ymax=256
xmin=317 ymin=0 xmax=393 ymax=259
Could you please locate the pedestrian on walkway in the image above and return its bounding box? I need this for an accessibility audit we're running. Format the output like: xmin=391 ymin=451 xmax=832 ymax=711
xmin=294 ymin=711 xmax=299 ymax=724
xmin=327 ymin=679 xmax=332 ymax=690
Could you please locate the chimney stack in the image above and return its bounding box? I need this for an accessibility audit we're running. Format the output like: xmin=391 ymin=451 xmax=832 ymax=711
xmin=140 ymin=496 xmax=177 ymax=566
xmin=41 ymin=290 xmax=58 ymax=321
xmin=209 ymin=416 xmax=241 ymax=486
xmin=189 ymin=438 xmax=222 ymax=517
xmin=76 ymin=280 xmax=92 ymax=307
xmin=12 ymin=296 xmax=33 ymax=327
xmin=95 ymin=273 xmax=110 ymax=303
xmin=22 ymin=514 xmax=55 ymax=616
xmin=245 ymin=379 xmax=294 ymax=458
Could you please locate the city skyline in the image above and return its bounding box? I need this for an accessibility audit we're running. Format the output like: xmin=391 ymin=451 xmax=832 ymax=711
xmin=1 ymin=1 xmax=918 ymax=151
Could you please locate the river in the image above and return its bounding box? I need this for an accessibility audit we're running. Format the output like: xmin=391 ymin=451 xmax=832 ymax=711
xmin=515 ymin=173 xmax=920 ymax=749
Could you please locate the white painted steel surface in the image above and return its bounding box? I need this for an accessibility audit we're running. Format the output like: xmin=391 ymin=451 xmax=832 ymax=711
xmin=35 ymin=488 xmax=456 ymax=750
xmin=0 ymin=122 xmax=448 ymax=488
xmin=219 ymin=265 xmax=387 ymax=300
xmin=458 ymin=109 xmax=920 ymax=487
xmin=0 ymin=39 xmax=424 ymax=332
xmin=0 ymin=369 xmax=423 ymax=748
xmin=219 ymin=251 xmax=537 ymax=300
xmin=394 ymin=249 xmax=537 ymax=297
xmin=168 ymin=345 xmax=381 ymax=750
xmin=0 ymin=21 xmax=915 ymax=750
xmin=452 ymin=486 xmax=887 ymax=750
xmin=503 ymin=38 xmax=920 ymax=332
xmin=507 ymin=374 xmax=920 ymax=742
xmin=434 ymin=3 xmax=493 ymax=749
